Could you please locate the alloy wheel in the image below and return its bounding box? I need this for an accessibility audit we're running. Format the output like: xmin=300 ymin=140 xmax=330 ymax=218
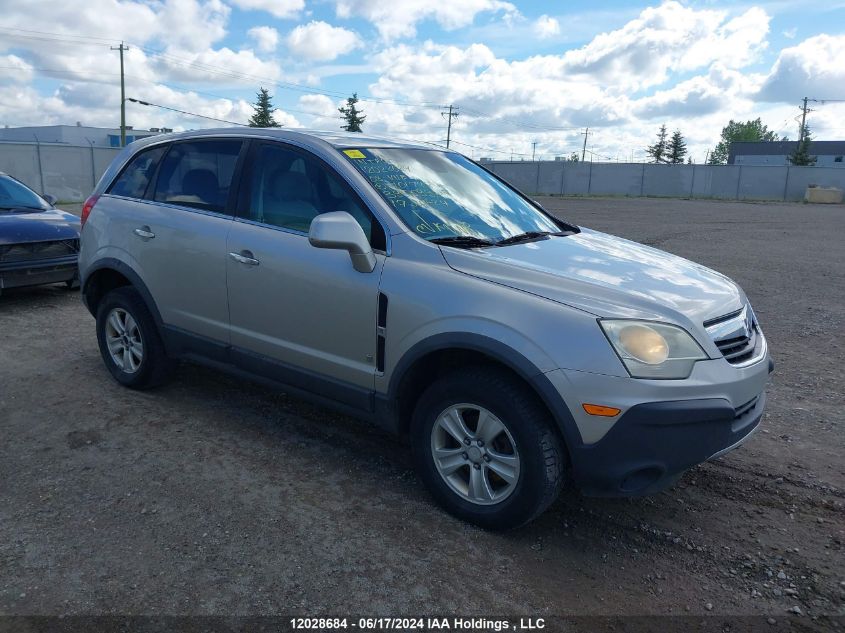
xmin=431 ymin=404 xmax=521 ymax=505
xmin=104 ymin=307 xmax=144 ymax=374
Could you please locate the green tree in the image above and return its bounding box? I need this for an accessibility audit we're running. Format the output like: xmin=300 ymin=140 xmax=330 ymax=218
xmin=788 ymin=125 xmax=817 ymax=166
xmin=248 ymin=87 xmax=281 ymax=128
xmin=667 ymin=129 xmax=688 ymax=164
xmin=646 ymin=124 xmax=669 ymax=164
xmin=339 ymin=93 xmax=366 ymax=132
xmin=708 ymin=118 xmax=779 ymax=164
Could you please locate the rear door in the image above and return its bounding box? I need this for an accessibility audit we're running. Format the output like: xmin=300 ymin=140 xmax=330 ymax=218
xmin=225 ymin=141 xmax=387 ymax=401
xmin=130 ymin=138 xmax=243 ymax=348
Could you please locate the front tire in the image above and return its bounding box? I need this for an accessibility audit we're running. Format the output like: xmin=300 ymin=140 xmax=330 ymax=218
xmin=410 ymin=366 xmax=566 ymax=530
xmin=95 ymin=286 xmax=173 ymax=389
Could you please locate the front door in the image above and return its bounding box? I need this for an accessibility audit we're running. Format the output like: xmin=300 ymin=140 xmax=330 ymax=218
xmin=225 ymin=141 xmax=387 ymax=402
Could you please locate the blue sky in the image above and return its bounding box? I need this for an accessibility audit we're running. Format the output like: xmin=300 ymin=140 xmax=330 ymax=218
xmin=1 ymin=0 xmax=844 ymax=161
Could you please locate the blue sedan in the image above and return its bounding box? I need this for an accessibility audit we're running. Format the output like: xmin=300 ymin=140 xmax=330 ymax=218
xmin=0 ymin=173 xmax=80 ymax=295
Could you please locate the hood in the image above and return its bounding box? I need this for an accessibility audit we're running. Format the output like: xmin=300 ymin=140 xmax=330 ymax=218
xmin=440 ymin=228 xmax=745 ymax=324
xmin=0 ymin=208 xmax=80 ymax=246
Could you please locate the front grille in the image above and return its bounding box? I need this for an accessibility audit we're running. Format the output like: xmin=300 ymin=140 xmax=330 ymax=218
xmin=0 ymin=239 xmax=79 ymax=264
xmin=714 ymin=326 xmax=759 ymax=364
xmin=704 ymin=304 xmax=764 ymax=366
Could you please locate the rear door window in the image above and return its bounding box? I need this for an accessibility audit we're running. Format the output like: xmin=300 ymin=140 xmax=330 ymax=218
xmin=108 ymin=145 xmax=167 ymax=199
xmin=153 ymin=140 xmax=242 ymax=213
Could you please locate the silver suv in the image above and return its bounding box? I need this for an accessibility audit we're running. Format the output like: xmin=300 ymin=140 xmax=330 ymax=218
xmin=79 ymin=129 xmax=772 ymax=529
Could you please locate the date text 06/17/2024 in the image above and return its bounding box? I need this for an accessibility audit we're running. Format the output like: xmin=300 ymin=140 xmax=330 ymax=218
xmin=289 ymin=617 xmax=546 ymax=631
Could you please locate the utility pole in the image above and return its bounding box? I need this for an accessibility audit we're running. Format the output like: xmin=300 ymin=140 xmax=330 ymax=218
xmin=441 ymin=105 xmax=459 ymax=149
xmin=581 ymin=127 xmax=590 ymax=162
xmin=111 ymin=42 xmax=129 ymax=147
xmin=798 ymin=96 xmax=812 ymax=140
xmin=531 ymin=140 xmax=538 ymax=161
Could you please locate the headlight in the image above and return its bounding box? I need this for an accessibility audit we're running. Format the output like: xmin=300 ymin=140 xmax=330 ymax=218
xmin=600 ymin=320 xmax=707 ymax=379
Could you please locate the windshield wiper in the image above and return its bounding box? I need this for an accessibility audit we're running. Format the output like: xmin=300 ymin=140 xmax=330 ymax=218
xmin=429 ymin=235 xmax=496 ymax=248
xmin=496 ymin=231 xmax=555 ymax=246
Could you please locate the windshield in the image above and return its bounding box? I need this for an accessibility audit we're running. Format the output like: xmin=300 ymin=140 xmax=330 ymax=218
xmin=0 ymin=176 xmax=50 ymax=211
xmin=342 ymin=148 xmax=562 ymax=242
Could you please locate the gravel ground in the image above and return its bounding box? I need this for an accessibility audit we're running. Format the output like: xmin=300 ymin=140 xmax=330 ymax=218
xmin=0 ymin=197 xmax=843 ymax=621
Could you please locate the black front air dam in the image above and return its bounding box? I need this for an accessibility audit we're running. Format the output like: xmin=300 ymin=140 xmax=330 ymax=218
xmin=570 ymin=393 xmax=765 ymax=497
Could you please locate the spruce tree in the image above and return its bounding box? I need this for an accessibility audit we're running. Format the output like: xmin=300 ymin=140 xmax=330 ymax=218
xmin=788 ymin=126 xmax=817 ymax=166
xmin=668 ymin=130 xmax=688 ymax=164
xmin=248 ymin=87 xmax=281 ymax=128
xmin=339 ymin=93 xmax=366 ymax=132
xmin=646 ymin=124 xmax=669 ymax=164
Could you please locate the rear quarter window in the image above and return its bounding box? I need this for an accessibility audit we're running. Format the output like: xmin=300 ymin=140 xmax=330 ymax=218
xmin=107 ymin=145 xmax=167 ymax=199
xmin=152 ymin=140 xmax=242 ymax=213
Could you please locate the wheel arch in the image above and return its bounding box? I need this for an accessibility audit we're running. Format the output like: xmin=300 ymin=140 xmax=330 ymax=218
xmin=381 ymin=333 xmax=583 ymax=457
xmin=82 ymin=258 xmax=163 ymax=330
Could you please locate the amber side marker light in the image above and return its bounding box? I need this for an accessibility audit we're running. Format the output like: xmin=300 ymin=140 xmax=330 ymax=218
xmin=582 ymin=403 xmax=622 ymax=417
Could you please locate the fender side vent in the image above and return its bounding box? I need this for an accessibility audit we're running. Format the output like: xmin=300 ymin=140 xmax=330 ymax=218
xmin=376 ymin=292 xmax=388 ymax=372
xmin=377 ymin=292 xmax=388 ymax=328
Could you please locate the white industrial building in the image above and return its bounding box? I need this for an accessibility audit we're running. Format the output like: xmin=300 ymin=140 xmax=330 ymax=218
xmin=0 ymin=124 xmax=171 ymax=147
xmin=729 ymin=141 xmax=845 ymax=167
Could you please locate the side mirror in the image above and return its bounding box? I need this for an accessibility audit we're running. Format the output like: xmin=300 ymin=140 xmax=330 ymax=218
xmin=42 ymin=193 xmax=58 ymax=206
xmin=309 ymin=211 xmax=377 ymax=273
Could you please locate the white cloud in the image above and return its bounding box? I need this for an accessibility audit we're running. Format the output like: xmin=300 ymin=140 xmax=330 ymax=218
xmin=150 ymin=47 xmax=282 ymax=84
xmin=154 ymin=0 xmax=231 ymax=53
xmin=298 ymin=94 xmax=339 ymax=117
xmin=286 ymin=21 xmax=362 ymax=61
xmin=0 ymin=0 xmax=286 ymax=130
xmin=533 ymin=15 xmax=560 ymax=39
xmin=783 ymin=27 xmax=797 ymax=39
xmin=0 ymin=0 xmax=842 ymax=163
xmin=248 ymin=26 xmax=279 ymax=52
xmin=361 ymin=2 xmax=784 ymax=161
xmin=556 ymin=2 xmax=769 ymax=91
xmin=334 ymin=0 xmax=519 ymax=40
xmin=757 ymin=34 xmax=845 ymax=102
xmin=229 ymin=0 xmax=303 ymax=19
xmin=0 ymin=55 xmax=33 ymax=83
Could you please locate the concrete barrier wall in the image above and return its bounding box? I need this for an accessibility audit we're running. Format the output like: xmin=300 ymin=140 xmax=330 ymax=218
xmin=0 ymin=142 xmax=120 ymax=202
xmin=2 ymin=142 xmax=844 ymax=203
xmin=487 ymin=161 xmax=845 ymax=202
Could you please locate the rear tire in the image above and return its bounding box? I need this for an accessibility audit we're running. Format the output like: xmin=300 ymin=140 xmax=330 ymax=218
xmin=95 ymin=286 xmax=174 ymax=389
xmin=410 ymin=366 xmax=566 ymax=530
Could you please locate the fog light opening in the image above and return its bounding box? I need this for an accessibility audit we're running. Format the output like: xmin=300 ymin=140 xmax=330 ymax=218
xmin=620 ymin=467 xmax=663 ymax=493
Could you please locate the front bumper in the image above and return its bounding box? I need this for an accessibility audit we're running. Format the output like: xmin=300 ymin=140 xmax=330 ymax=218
xmin=569 ymin=392 xmax=765 ymax=496
xmin=545 ymin=352 xmax=772 ymax=496
xmin=0 ymin=255 xmax=78 ymax=290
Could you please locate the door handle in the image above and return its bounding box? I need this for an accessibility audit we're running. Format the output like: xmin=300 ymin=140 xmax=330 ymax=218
xmin=229 ymin=251 xmax=260 ymax=266
xmin=133 ymin=226 xmax=155 ymax=239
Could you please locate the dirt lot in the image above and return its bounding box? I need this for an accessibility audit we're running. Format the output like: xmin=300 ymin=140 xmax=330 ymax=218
xmin=1 ymin=197 xmax=843 ymax=621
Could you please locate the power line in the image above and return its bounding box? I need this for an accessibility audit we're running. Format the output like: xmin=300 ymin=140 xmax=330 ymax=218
xmin=458 ymin=105 xmax=583 ymax=132
xmin=0 ymin=26 xmax=444 ymax=111
xmin=125 ymin=98 xmax=248 ymax=126
xmin=0 ymin=25 xmax=120 ymax=45
xmin=0 ymin=25 xmax=612 ymax=140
